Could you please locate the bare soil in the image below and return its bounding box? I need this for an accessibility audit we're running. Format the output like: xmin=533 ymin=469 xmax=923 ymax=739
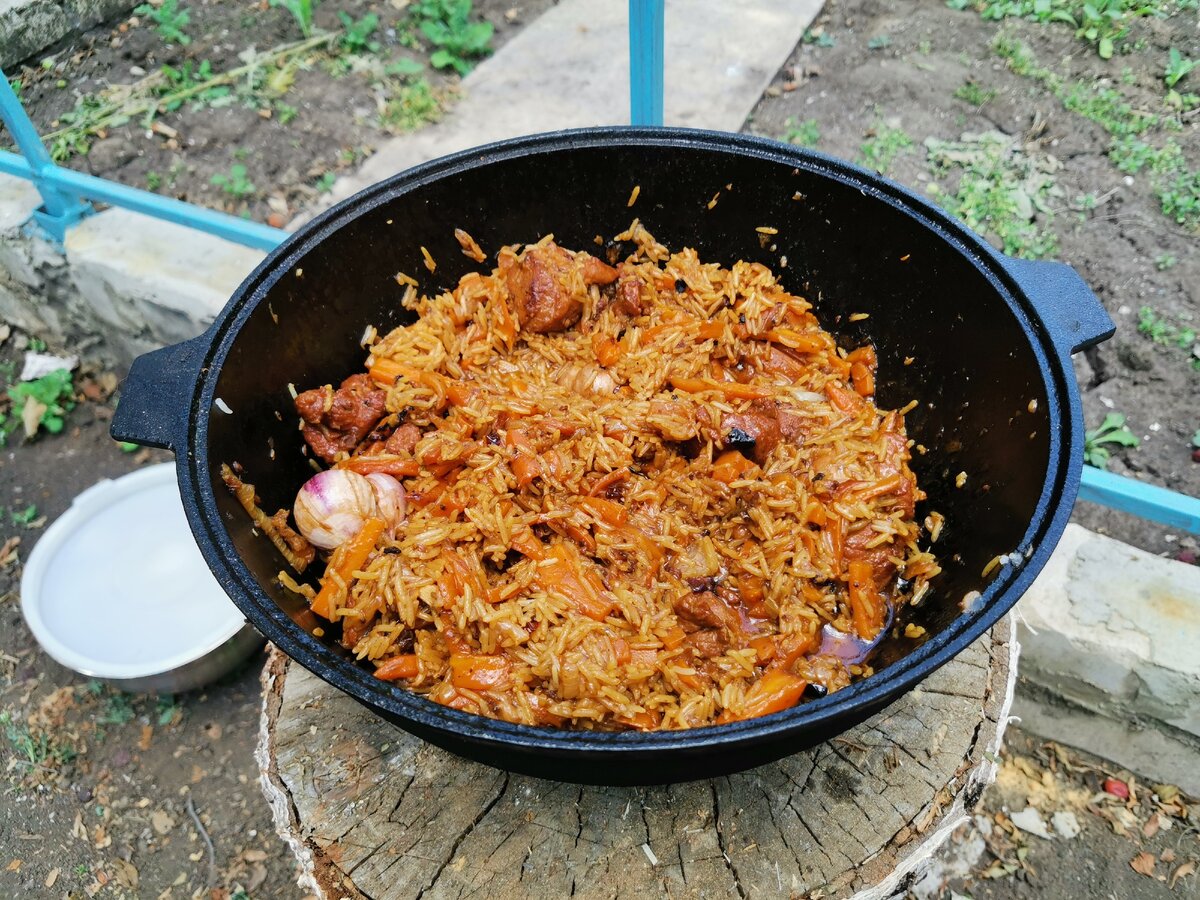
xmin=8 ymin=0 xmax=555 ymax=225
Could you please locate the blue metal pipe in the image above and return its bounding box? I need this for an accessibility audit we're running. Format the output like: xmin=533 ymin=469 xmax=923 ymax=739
xmin=0 ymin=74 xmax=91 ymax=239
xmin=1079 ymin=465 xmax=1200 ymax=535
xmin=0 ymin=150 xmax=287 ymax=251
xmin=629 ymin=0 xmax=665 ymax=126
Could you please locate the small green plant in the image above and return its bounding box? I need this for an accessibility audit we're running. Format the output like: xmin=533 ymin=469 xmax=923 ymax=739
xmin=802 ymin=27 xmax=835 ymax=47
xmin=269 ymin=0 xmax=315 ymax=38
xmin=7 ymin=77 xmax=21 ymax=98
xmin=10 ymin=504 xmax=39 ymax=526
xmin=98 ymin=692 xmax=135 ymax=726
xmin=155 ymin=695 xmax=182 ymax=725
xmin=859 ymin=123 xmax=913 ymax=174
xmin=867 ymin=34 xmax=892 ymax=50
xmin=1155 ymin=253 xmax=1177 ymax=270
xmin=276 ymin=102 xmax=299 ymax=124
xmin=28 ymin=337 xmax=46 ymax=352
xmin=381 ymin=78 xmax=442 ymax=132
xmin=314 ymin=171 xmax=336 ymax=192
xmin=211 ymin=164 xmax=255 ymax=198
xmin=413 ymin=0 xmax=495 ymax=75
xmin=158 ymin=60 xmax=232 ymax=111
xmin=782 ymin=117 xmax=820 ymax=148
xmin=1084 ymin=412 xmax=1139 ymax=468
xmin=1164 ymin=47 xmax=1197 ymax=88
xmin=949 ymin=0 xmax=1159 ymax=59
xmin=1137 ymin=305 xmax=1196 ymax=349
xmin=1 ymin=368 xmax=75 ymax=443
xmin=926 ymin=131 xmax=1062 ymax=259
xmin=145 ymin=171 xmax=163 ymax=190
xmin=1 ymin=711 xmax=76 ymax=767
xmin=339 ymin=11 xmax=381 ymax=54
xmin=135 ymin=0 xmax=191 ymax=46
xmin=954 ymin=80 xmax=997 ymax=106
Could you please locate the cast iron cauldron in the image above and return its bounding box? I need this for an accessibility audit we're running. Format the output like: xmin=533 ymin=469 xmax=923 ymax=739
xmin=112 ymin=128 xmax=1113 ymax=785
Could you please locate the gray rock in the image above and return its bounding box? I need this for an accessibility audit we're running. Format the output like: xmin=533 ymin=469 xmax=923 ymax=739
xmin=0 ymin=0 xmax=69 ymax=69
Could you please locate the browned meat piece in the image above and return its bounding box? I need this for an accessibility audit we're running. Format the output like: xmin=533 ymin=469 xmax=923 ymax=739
xmin=721 ymin=400 xmax=782 ymax=463
xmin=295 ymin=374 xmax=387 ymax=463
xmin=843 ymin=526 xmax=899 ymax=585
xmin=777 ymin=407 xmax=806 ymax=442
xmin=674 ymin=591 xmax=740 ymax=631
xmin=613 ymin=276 xmax=643 ymax=316
xmin=685 ymin=628 xmax=729 ymax=659
xmin=385 ymin=422 xmax=422 ymax=455
xmin=505 ymin=242 xmax=618 ymax=333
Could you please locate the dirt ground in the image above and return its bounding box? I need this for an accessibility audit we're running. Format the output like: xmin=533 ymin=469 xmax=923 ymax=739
xmin=2 ymin=0 xmax=1199 ymax=898
xmin=9 ymin=0 xmax=555 ymax=225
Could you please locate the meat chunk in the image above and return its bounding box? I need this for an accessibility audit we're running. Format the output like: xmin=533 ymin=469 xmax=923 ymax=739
xmin=613 ymin=276 xmax=643 ymax=316
xmin=685 ymin=628 xmax=729 ymax=659
xmin=843 ymin=526 xmax=899 ymax=585
xmin=505 ymin=242 xmax=618 ymax=333
xmin=295 ymin=374 xmax=387 ymax=463
xmin=777 ymin=407 xmax=806 ymax=442
xmin=721 ymin=400 xmax=782 ymax=463
xmin=674 ymin=591 xmax=740 ymax=632
xmin=385 ymin=423 xmax=422 ymax=455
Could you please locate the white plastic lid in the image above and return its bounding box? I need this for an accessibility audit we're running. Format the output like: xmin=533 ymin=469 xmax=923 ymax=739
xmin=20 ymin=463 xmax=248 ymax=680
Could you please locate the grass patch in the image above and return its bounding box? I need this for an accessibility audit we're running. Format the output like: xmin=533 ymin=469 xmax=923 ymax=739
xmin=860 ymin=122 xmax=913 ymax=174
xmin=926 ymin=130 xmax=1062 ymax=258
xmin=1 ymin=368 xmax=75 ymax=445
xmin=993 ymin=33 xmax=1200 ymax=230
xmin=1 ymin=711 xmax=77 ymax=768
xmin=380 ymin=78 xmax=442 ymax=132
xmin=954 ymin=80 xmax=997 ymax=106
xmin=782 ymin=117 xmax=820 ymax=148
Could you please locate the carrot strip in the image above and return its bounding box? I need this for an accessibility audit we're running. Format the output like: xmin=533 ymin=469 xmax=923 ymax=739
xmin=728 ymin=669 xmax=807 ymax=721
xmin=374 ymin=654 xmax=420 ymax=681
xmin=825 ymin=381 xmax=865 ymax=414
xmin=669 ymin=376 xmax=773 ymax=400
xmin=760 ymin=328 xmax=826 ymax=352
xmin=587 ymin=468 xmax=629 ymax=497
xmin=536 ymin=543 xmax=614 ymax=621
xmin=593 ymin=336 xmax=623 ymax=367
xmin=697 ymin=321 xmax=726 ymax=341
xmin=850 ymin=361 xmax=875 ymax=397
xmin=847 ymin=559 xmax=886 ymax=640
xmin=611 ymin=636 xmax=632 ymax=666
xmin=511 ymin=530 xmax=546 ymax=560
xmin=617 ymin=709 xmax=661 ymax=731
xmin=748 ymin=635 xmax=777 ymax=664
xmin=660 ymin=625 xmax=687 ymax=651
xmin=450 ymin=654 xmax=512 ymax=691
xmin=712 ymin=450 xmax=757 ymax=484
xmin=338 ymin=456 xmax=420 ymax=477
xmin=310 ymin=517 xmax=386 ymax=619
xmin=855 ymin=472 xmax=906 ymax=502
xmin=511 ymin=454 xmax=542 ymax=489
xmin=579 ymin=496 xmax=628 ymax=527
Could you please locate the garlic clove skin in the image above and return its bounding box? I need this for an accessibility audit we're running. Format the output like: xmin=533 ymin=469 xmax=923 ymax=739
xmin=294 ymin=469 xmax=379 ymax=550
xmin=365 ymin=473 xmax=407 ymax=526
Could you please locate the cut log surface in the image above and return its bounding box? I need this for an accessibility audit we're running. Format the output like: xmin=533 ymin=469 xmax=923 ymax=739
xmin=258 ymin=617 xmax=1016 ymax=900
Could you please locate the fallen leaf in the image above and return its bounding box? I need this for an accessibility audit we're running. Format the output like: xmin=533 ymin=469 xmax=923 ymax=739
xmin=0 ymin=536 xmax=20 ymax=568
xmin=242 ymin=849 xmax=267 ymax=862
xmin=1131 ymin=851 xmax=1157 ymax=877
xmin=44 ymin=867 xmax=60 ymax=888
xmin=1169 ymin=861 xmax=1196 ymax=889
xmin=6 ymin=859 xmax=21 ymax=872
xmin=1154 ymin=783 xmax=1180 ymax=803
xmin=72 ymin=812 xmax=88 ymax=841
xmin=247 ymin=861 xmax=268 ymax=891
xmin=110 ymin=857 xmax=138 ymax=890
xmin=1163 ymin=849 xmax=1178 ymax=863
xmin=151 ymin=809 xmax=175 ymax=835
xmin=21 ymin=397 xmax=47 ymax=438
xmin=1143 ymin=812 xmax=1161 ymax=839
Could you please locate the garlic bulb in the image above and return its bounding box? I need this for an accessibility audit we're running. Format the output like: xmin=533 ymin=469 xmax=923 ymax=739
xmin=365 ymin=473 xmax=407 ymax=526
xmin=294 ymin=469 xmax=406 ymax=550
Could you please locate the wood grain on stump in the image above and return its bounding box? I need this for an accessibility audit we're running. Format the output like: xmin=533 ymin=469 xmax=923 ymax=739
xmin=258 ymin=616 xmax=1016 ymax=900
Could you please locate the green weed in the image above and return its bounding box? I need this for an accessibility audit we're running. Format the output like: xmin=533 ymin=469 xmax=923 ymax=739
xmin=859 ymin=123 xmax=913 ymax=174
xmin=1084 ymin=412 xmax=1139 ymax=468
xmin=314 ymin=171 xmax=336 ymax=192
xmin=1137 ymin=305 xmax=1196 ymax=349
xmin=1 ymin=711 xmax=77 ymax=768
xmin=10 ymin=504 xmax=39 ymax=526
xmin=1155 ymin=252 xmax=1177 ymax=270
xmin=98 ymin=692 xmax=135 ymax=726
xmin=145 ymin=171 xmax=162 ymax=190
xmin=156 ymin=695 xmax=182 ymax=726
xmin=867 ymin=35 xmax=892 ymax=50
xmin=269 ymin=0 xmax=316 ymax=38
xmin=954 ymin=80 xmax=997 ymax=106
xmin=782 ymin=117 xmax=820 ymax=148
xmin=380 ymin=78 xmax=442 ymax=132
xmin=412 ymin=0 xmax=495 ymax=75
xmin=1 ymin=368 xmax=75 ymax=443
xmin=1164 ymin=47 xmax=1197 ymax=88
xmin=802 ymin=28 xmax=835 ymax=47
xmin=135 ymin=0 xmax=191 ymax=46
xmin=211 ymin=164 xmax=255 ymax=198
xmin=339 ymin=12 xmax=381 ymax=54
xmin=276 ymin=102 xmax=299 ymax=124
xmin=926 ymin=131 xmax=1062 ymax=259
xmin=159 ymin=60 xmax=233 ymax=111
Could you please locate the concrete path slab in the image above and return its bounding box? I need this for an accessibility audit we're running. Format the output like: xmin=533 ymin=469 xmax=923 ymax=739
xmin=318 ymin=0 xmax=822 ymax=211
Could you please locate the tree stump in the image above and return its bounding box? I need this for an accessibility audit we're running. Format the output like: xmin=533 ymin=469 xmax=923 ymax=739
xmin=258 ymin=616 xmax=1016 ymax=900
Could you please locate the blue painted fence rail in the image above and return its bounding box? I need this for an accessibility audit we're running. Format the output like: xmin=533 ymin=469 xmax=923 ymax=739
xmin=3 ymin=10 xmax=1200 ymax=534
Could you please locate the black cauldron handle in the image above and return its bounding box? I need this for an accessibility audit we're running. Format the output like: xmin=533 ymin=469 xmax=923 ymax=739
xmin=110 ymin=331 xmax=211 ymax=452
xmin=1002 ymin=257 xmax=1115 ymax=356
